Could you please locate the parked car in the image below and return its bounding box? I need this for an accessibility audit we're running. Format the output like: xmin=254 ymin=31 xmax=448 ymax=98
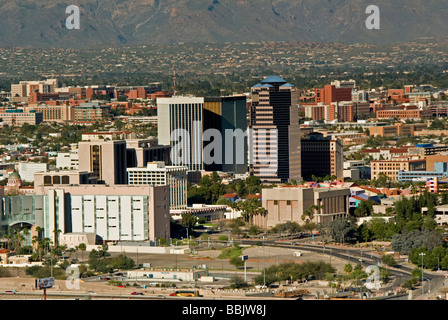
xmin=131 ymin=292 xmax=143 ymax=295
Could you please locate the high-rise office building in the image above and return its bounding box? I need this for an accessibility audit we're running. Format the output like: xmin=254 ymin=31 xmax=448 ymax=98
xmin=157 ymin=97 xmax=204 ymax=171
xmin=203 ymin=95 xmax=248 ymax=174
xmin=249 ymin=76 xmax=301 ymax=183
xmin=78 ymin=140 xmax=127 ymax=185
xmin=301 ymin=132 xmax=344 ymax=180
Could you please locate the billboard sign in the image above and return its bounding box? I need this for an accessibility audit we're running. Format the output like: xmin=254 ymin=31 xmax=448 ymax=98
xmin=36 ymin=277 xmax=55 ymax=289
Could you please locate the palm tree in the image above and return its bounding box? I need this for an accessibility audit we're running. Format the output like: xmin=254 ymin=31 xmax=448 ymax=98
xmin=22 ymin=228 xmax=30 ymax=246
xmin=78 ymin=243 xmax=86 ymax=261
xmin=3 ymin=234 xmax=11 ymax=251
xmin=32 ymin=235 xmax=43 ymax=261
xmin=13 ymin=229 xmax=24 ymax=250
xmin=42 ymin=238 xmax=52 ymax=257
xmin=34 ymin=226 xmax=44 ymax=246
xmin=53 ymin=229 xmax=62 ymax=247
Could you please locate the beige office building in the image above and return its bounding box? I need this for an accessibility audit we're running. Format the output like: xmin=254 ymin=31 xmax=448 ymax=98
xmin=371 ymin=158 xmax=426 ymax=181
xmin=25 ymin=104 xmax=75 ymax=122
xmin=78 ymin=140 xmax=127 ymax=185
xmin=11 ymin=79 xmax=59 ymax=97
xmin=254 ymin=187 xmax=350 ymax=229
xmin=0 ymin=111 xmax=43 ymax=126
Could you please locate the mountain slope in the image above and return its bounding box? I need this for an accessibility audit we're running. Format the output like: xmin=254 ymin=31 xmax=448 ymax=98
xmin=1 ymin=0 xmax=448 ymax=48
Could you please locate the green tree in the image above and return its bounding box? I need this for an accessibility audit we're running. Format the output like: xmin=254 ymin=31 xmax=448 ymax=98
xmin=181 ymin=212 xmax=197 ymax=234
xmin=441 ymin=254 xmax=448 ymax=270
xmin=229 ymin=275 xmax=249 ymax=289
xmin=78 ymin=243 xmax=87 ymax=261
xmin=344 ymin=263 xmax=353 ymax=274
xmin=230 ymin=256 xmax=245 ymax=269
xmin=381 ymin=254 xmax=397 ymax=267
xmin=432 ymin=246 xmax=447 ymax=270
xmin=354 ymin=200 xmax=374 ymax=217
xmin=239 ymin=197 xmax=265 ymax=224
xmin=328 ymin=218 xmax=356 ymax=244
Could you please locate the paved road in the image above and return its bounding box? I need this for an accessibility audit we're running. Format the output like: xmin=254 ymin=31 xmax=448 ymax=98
xmin=239 ymin=238 xmax=446 ymax=299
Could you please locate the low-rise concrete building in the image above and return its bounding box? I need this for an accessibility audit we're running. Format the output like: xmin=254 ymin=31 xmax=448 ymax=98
xmin=255 ymin=186 xmax=350 ymax=229
xmin=126 ymin=268 xmax=208 ymax=282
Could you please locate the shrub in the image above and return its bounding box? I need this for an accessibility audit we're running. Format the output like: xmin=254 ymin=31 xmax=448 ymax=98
xmin=381 ymin=254 xmax=397 ymax=267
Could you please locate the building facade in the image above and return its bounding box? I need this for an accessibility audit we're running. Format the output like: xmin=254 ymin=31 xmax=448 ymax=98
xmin=0 ymin=110 xmax=43 ymax=126
xmin=26 ymin=104 xmax=74 ymax=122
xmin=0 ymin=185 xmax=171 ymax=244
xmin=398 ymin=162 xmax=448 ymax=182
xmin=78 ymin=140 xmax=127 ymax=185
xmin=126 ymin=139 xmax=171 ymax=168
xmin=203 ymin=95 xmax=248 ymax=174
xmin=315 ymin=85 xmax=352 ymax=106
xmin=371 ymin=158 xmax=426 ymax=181
xmin=254 ymin=187 xmax=350 ymax=229
xmin=75 ymin=102 xmax=110 ymax=121
xmin=368 ymin=123 xmax=428 ymax=137
xmin=127 ymin=162 xmax=188 ymax=210
xmin=249 ymin=76 xmax=301 ymax=183
xmin=157 ymin=97 xmax=204 ymax=171
xmin=17 ymin=162 xmax=48 ymax=183
xmin=56 ymin=150 xmax=79 ymax=170
xmin=301 ymin=132 xmax=343 ymax=180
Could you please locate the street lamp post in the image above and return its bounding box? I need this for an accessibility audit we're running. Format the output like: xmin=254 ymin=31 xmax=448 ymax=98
xmin=419 ymin=252 xmax=426 ymax=300
xmin=262 ymin=236 xmax=266 ymax=288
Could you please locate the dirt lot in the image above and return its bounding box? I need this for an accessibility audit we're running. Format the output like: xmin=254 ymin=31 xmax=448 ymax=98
xmin=0 ymin=246 xmax=348 ymax=300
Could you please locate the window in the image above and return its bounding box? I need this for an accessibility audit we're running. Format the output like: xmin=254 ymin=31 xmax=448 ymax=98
xmin=43 ymin=176 xmax=52 ymax=186
xmin=53 ymin=175 xmax=61 ymax=185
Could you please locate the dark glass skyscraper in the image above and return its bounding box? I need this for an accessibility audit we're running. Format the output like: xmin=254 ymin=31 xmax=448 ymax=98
xmin=249 ymin=76 xmax=301 ymax=183
xmin=203 ymin=95 xmax=248 ymax=174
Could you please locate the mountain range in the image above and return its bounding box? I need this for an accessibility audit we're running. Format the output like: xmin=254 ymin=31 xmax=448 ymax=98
xmin=1 ymin=0 xmax=448 ymax=49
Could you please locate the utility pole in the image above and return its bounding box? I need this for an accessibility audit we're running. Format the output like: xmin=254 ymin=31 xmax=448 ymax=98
xmin=420 ymin=252 xmax=426 ymax=300
xmin=242 ymin=255 xmax=248 ymax=282
xmin=50 ymin=246 xmax=53 ymax=278
xmin=173 ymin=65 xmax=177 ymax=97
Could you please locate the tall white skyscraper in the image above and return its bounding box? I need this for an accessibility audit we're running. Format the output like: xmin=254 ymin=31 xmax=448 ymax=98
xmin=157 ymin=97 xmax=204 ymax=171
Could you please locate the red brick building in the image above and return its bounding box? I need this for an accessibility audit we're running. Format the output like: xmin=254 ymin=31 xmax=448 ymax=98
xmin=376 ymin=109 xmax=432 ymax=119
xmin=315 ymin=85 xmax=352 ymax=106
xmin=29 ymin=90 xmax=60 ymax=104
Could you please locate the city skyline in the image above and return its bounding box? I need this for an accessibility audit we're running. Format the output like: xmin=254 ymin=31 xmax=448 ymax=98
xmin=1 ymin=1 xmax=448 ymax=304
